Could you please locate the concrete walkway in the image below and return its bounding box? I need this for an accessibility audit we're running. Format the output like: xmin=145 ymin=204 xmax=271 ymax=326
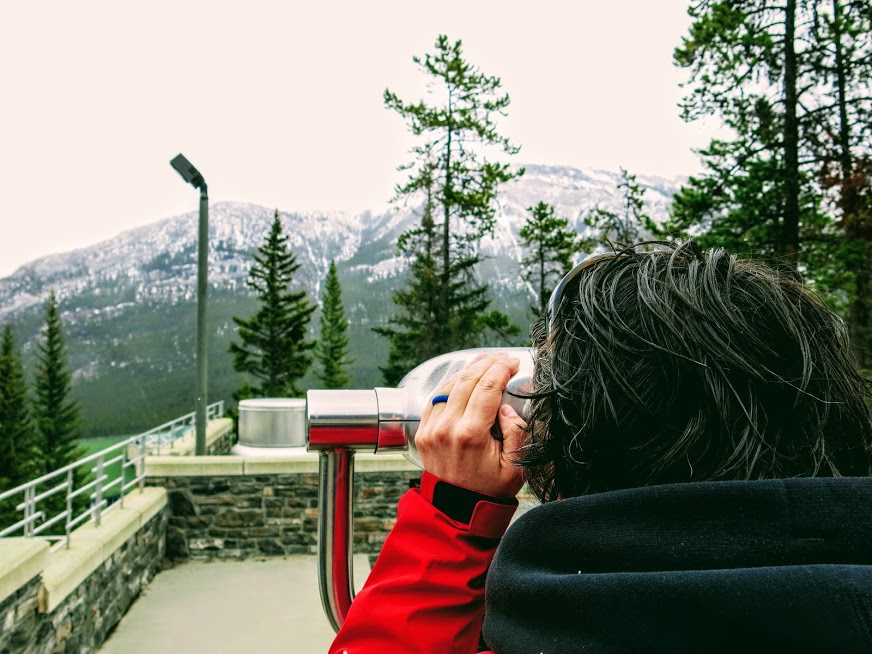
xmin=99 ymin=498 xmax=538 ymax=653
xmin=99 ymin=556 xmax=372 ymax=654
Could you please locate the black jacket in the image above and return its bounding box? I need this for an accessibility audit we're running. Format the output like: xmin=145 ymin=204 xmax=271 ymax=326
xmin=483 ymin=477 xmax=872 ymax=653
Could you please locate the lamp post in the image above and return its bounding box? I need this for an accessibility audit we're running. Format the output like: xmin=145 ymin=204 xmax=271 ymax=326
xmin=170 ymin=153 xmax=209 ymax=456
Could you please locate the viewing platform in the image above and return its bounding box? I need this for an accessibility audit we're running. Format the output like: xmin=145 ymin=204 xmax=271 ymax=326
xmin=0 ymin=404 xmax=536 ymax=654
xmin=0 ymin=406 xmax=421 ymax=654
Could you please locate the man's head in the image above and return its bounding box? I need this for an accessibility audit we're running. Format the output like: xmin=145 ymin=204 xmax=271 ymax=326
xmin=521 ymin=241 xmax=872 ymax=501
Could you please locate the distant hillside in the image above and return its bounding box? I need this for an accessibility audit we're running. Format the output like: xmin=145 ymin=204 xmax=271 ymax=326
xmin=0 ymin=164 xmax=682 ymax=436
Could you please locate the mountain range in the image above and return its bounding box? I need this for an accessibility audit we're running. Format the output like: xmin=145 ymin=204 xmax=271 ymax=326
xmin=0 ymin=164 xmax=682 ymax=436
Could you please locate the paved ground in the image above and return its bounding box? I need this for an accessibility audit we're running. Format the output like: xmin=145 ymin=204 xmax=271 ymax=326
xmin=98 ymin=555 xmax=372 ymax=654
xmin=98 ymin=498 xmax=537 ymax=654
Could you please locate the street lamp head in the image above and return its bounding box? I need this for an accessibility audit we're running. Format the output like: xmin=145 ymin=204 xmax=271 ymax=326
xmin=170 ymin=153 xmax=206 ymax=191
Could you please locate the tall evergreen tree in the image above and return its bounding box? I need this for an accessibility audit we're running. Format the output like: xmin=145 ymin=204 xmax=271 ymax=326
xmin=34 ymin=292 xmax=82 ymax=474
xmin=519 ymin=202 xmax=583 ymax=316
xmin=670 ymin=0 xmax=872 ymax=365
xmin=314 ymin=260 xmax=354 ymax=389
xmin=583 ymin=168 xmax=660 ymax=250
xmin=377 ymin=36 xmax=523 ymax=383
xmin=375 ymin=179 xmax=445 ymax=384
xmin=229 ymin=210 xmax=316 ymax=397
xmin=0 ymin=325 xmax=39 ymax=491
xmin=672 ymin=0 xmax=807 ymax=266
xmin=806 ymin=0 xmax=872 ymax=367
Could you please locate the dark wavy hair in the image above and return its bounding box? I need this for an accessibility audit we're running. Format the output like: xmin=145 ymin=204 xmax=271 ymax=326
xmin=519 ymin=241 xmax=872 ymax=502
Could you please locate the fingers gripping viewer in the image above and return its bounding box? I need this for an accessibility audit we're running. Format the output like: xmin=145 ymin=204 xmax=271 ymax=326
xmin=330 ymin=241 xmax=872 ymax=654
xmin=417 ymin=352 xmax=526 ymax=499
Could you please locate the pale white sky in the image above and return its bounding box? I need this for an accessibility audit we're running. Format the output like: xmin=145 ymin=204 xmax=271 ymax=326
xmin=0 ymin=0 xmax=719 ymax=278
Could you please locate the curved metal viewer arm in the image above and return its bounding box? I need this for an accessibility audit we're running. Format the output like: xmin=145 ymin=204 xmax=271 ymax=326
xmin=317 ymin=448 xmax=355 ymax=633
xmin=308 ymin=388 xmax=400 ymax=633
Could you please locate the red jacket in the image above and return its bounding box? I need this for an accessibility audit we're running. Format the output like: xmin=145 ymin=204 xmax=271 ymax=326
xmin=329 ymin=471 xmax=518 ymax=654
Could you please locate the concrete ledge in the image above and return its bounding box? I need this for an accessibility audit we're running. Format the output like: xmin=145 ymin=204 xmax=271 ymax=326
xmin=355 ymin=453 xmax=419 ymax=472
xmin=39 ymin=487 xmax=167 ymax=612
xmin=146 ymin=456 xmax=245 ymax=477
xmin=73 ymin=505 xmax=142 ymax=562
xmin=243 ymin=452 xmax=418 ymax=474
xmin=243 ymin=457 xmax=319 ymax=474
xmin=129 ymin=418 xmax=233 ymax=458
xmin=146 ymin=452 xmax=419 ymax=476
xmin=126 ymin=487 xmax=167 ymax=526
xmin=70 ymin=487 xmax=167 ymax=561
xmin=0 ymin=539 xmax=49 ymax=604
xmin=168 ymin=418 xmax=233 ymax=456
xmin=38 ymin=539 xmax=104 ymax=613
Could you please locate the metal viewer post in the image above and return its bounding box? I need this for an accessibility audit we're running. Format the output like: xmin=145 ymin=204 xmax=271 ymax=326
xmin=306 ymin=387 xmax=408 ymax=631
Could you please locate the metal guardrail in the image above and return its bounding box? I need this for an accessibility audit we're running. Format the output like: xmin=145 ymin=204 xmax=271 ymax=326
xmin=0 ymin=401 xmax=224 ymax=551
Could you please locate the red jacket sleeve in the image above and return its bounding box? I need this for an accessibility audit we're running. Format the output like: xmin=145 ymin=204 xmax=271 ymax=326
xmin=329 ymin=472 xmax=517 ymax=654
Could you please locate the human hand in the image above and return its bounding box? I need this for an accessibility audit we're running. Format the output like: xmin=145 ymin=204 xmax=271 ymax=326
xmin=415 ymin=352 xmax=527 ymax=499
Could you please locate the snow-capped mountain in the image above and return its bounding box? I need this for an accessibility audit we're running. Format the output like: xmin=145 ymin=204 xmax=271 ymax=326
xmin=0 ymin=164 xmax=682 ymax=436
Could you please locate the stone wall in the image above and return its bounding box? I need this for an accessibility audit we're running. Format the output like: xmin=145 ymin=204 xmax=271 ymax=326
xmin=0 ymin=493 xmax=167 ymax=654
xmin=149 ymin=468 xmax=420 ymax=561
xmin=0 ymin=575 xmax=41 ymax=654
xmin=207 ymin=425 xmax=235 ymax=455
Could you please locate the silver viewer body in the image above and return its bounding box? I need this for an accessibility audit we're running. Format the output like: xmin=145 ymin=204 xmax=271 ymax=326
xmin=306 ymin=347 xmax=534 ymax=465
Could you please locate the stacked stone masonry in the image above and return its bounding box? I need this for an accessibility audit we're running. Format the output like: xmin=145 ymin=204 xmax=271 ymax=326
xmin=0 ymin=507 xmax=167 ymax=654
xmin=149 ymin=471 xmax=421 ymax=560
xmin=207 ymin=428 xmax=234 ymax=455
xmin=0 ymin=576 xmax=41 ymax=654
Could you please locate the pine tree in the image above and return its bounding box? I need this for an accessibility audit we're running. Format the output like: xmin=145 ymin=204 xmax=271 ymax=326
xmin=519 ymin=202 xmax=583 ymax=316
xmin=34 ymin=292 xmax=82 ymax=474
xmin=583 ymin=168 xmax=660 ymax=250
xmin=0 ymin=325 xmax=39 ymax=491
xmin=229 ymin=210 xmax=316 ymax=397
xmin=377 ymin=36 xmax=523 ymax=382
xmin=670 ymin=0 xmax=872 ymax=365
xmin=806 ymin=0 xmax=872 ymax=367
xmin=672 ymin=0 xmax=807 ymax=265
xmin=314 ymin=260 xmax=354 ymax=389
xmin=375 ymin=185 xmax=445 ymax=384
xmin=666 ymin=143 xmax=791 ymax=259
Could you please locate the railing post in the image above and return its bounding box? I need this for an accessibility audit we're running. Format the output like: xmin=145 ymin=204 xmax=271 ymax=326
xmin=119 ymin=448 xmax=127 ymax=509
xmin=94 ymin=455 xmax=104 ymax=527
xmin=139 ymin=437 xmax=146 ymax=493
xmin=65 ymin=469 xmax=73 ymax=548
xmin=23 ymin=486 xmax=35 ymax=538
